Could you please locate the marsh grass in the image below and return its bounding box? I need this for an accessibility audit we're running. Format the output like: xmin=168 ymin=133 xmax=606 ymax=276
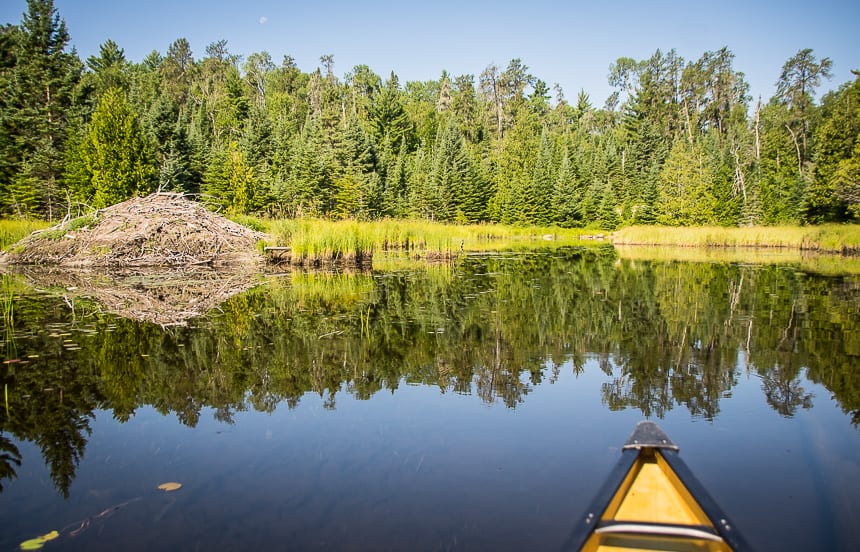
xmin=615 ymin=245 xmax=860 ymax=276
xmin=0 ymin=219 xmax=51 ymax=250
xmin=613 ymin=224 xmax=860 ymax=254
xmin=258 ymin=218 xmax=590 ymax=265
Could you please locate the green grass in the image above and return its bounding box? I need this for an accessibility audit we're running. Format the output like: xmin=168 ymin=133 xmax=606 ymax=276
xmin=226 ymin=213 xmax=268 ymax=233
xmin=613 ymin=224 xmax=860 ymax=254
xmin=27 ymin=214 xmax=96 ymax=242
xmin=0 ymin=219 xmax=51 ymax=250
xmin=254 ymin=218 xmax=593 ymax=264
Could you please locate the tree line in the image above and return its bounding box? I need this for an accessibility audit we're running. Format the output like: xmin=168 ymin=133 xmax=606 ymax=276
xmin=1 ymin=0 xmax=858 ymax=227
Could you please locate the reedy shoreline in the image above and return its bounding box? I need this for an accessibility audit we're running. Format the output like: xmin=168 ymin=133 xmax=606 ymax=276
xmin=4 ymin=217 xmax=859 ymax=266
xmin=612 ymin=225 xmax=860 ymax=255
xmin=257 ymin=218 xmax=594 ymax=265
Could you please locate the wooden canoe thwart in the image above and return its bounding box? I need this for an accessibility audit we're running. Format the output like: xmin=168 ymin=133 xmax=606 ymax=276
xmin=563 ymin=421 xmax=751 ymax=551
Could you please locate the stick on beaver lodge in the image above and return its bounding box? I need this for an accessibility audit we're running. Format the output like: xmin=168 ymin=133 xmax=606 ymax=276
xmin=0 ymin=193 xmax=269 ymax=268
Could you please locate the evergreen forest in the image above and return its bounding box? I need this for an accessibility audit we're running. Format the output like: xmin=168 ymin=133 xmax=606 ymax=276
xmin=1 ymin=0 xmax=859 ymax=227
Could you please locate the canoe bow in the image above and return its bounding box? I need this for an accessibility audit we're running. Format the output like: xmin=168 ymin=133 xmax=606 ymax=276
xmin=562 ymin=421 xmax=751 ymax=551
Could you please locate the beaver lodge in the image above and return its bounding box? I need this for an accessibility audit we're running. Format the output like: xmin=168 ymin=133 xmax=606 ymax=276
xmin=0 ymin=193 xmax=268 ymax=268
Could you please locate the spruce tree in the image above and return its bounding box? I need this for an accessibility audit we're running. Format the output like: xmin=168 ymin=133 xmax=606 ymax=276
xmin=85 ymin=39 xmax=129 ymax=97
xmin=146 ymin=94 xmax=197 ymax=193
xmin=381 ymin=141 xmax=408 ymax=217
xmin=596 ymin=181 xmax=620 ymax=230
xmin=552 ymin=148 xmax=583 ymax=227
xmin=527 ymin=128 xmax=555 ymax=225
xmin=370 ymin=73 xmax=411 ymax=151
xmin=1 ymin=0 xmax=81 ymax=218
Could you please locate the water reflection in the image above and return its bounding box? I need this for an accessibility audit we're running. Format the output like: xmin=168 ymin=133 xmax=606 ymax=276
xmin=10 ymin=266 xmax=264 ymax=326
xmin=0 ymin=247 xmax=859 ymax=496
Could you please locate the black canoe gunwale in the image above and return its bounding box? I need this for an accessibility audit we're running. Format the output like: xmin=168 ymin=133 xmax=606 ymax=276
xmin=562 ymin=421 xmax=751 ymax=551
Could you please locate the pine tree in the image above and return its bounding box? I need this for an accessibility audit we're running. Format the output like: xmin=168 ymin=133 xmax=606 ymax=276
xmin=489 ymin=108 xmax=539 ymax=224
xmin=240 ymin=105 xmax=275 ymax=208
xmin=332 ymin=118 xmax=378 ymax=218
xmin=160 ymin=37 xmax=194 ymax=107
xmin=333 ymin=174 xmax=362 ymax=219
xmin=0 ymin=0 xmax=81 ymax=218
xmin=286 ymin=120 xmax=336 ymax=216
xmin=406 ymin=141 xmax=433 ymax=219
xmin=0 ymin=25 xmax=17 ymax=192
xmin=452 ymin=74 xmax=482 ymax=143
xmin=775 ymin=49 xmax=832 ymax=165
xmin=427 ymin=118 xmax=485 ymax=222
xmin=830 ymin=140 xmax=860 ymax=219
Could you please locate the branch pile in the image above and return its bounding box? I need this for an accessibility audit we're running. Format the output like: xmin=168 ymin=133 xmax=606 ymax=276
xmin=1 ymin=193 xmax=269 ymax=267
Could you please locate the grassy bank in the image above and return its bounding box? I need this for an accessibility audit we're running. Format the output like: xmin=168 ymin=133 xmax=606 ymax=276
xmin=613 ymin=225 xmax=860 ymax=254
xmin=0 ymin=219 xmax=51 ymax=251
xmin=254 ymin=218 xmax=592 ymax=264
xmin=615 ymin=245 xmax=860 ymax=275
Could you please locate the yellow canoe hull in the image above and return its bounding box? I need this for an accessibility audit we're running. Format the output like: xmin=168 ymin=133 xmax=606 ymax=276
xmin=565 ymin=422 xmax=749 ymax=552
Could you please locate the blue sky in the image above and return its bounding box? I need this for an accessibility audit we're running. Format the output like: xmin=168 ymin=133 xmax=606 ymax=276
xmin=2 ymin=0 xmax=857 ymax=106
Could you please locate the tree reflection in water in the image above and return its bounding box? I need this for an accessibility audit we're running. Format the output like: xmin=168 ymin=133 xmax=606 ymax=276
xmin=0 ymin=248 xmax=858 ymax=494
xmin=0 ymin=434 xmax=21 ymax=492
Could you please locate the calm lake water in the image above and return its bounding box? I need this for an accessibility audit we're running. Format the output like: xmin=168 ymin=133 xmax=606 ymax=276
xmin=1 ymin=247 xmax=858 ymax=551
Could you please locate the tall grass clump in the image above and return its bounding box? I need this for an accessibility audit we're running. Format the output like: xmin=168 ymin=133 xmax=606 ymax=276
xmin=0 ymin=219 xmax=51 ymax=250
xmin=266 ymin=219 xmax=375 ymax=266
xmin=263 ymin=218 xmax=591 ymax=264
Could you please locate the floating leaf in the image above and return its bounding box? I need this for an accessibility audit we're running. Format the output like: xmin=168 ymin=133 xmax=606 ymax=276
xmin=19 ymin=539 xmax=43 ymax=551
xmin=157 ymin=482 xmax=182 ymax=492
xmin=19 ymin=531 xmax=59 ymax=550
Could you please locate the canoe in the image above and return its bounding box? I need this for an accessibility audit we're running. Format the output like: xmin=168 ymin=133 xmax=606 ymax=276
xmin=562 ymin=421 xmax=750 ymax=551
